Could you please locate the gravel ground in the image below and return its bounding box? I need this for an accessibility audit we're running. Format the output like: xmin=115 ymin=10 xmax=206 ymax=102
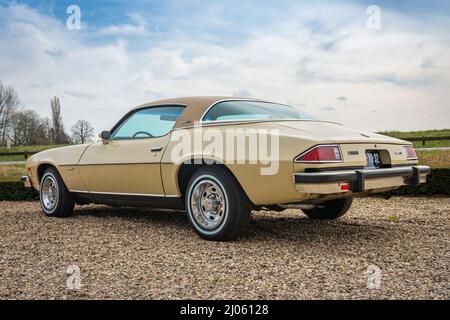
xmin=0 ymin=197 xmax=449 ymax=300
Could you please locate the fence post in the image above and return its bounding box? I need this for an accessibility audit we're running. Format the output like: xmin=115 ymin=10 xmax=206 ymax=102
xmin=422 ymin=136 xmax=425 ymax=147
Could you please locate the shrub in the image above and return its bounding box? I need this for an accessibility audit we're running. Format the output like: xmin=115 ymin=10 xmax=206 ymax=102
xmin=387 ymin=169 xmax=450 ymax=196
xmin=0 ymin=182 xmax=38 ymax=201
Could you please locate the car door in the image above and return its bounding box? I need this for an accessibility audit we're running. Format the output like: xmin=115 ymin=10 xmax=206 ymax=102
xmin=78 ymin=105 xmax=185 ymax=196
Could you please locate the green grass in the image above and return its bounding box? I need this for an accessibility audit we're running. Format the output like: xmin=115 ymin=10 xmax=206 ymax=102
xmin=0 ymin=144 xmax=67 ymax=153
xmin=0 ymin=145 xmax=67 ymax=162
xmin=380 ymin=129 xmax=450 ymax=148
xmin=0 ymin=155 xmax=24 ymax=162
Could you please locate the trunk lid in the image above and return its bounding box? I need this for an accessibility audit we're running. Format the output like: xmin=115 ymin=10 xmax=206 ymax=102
xmin=275 ymin=120 xmax=408 ymax=145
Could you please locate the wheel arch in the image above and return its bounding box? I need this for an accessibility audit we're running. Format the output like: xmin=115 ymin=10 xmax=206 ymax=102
xmin=35 ymin=162 xmax=62 ymax=190
xmin=175 ymin=159 xmax=254 ymax=206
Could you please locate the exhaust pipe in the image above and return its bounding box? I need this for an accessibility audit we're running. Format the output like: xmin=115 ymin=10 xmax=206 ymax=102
xmin=277 ymin=203 xmax=317 ymax=210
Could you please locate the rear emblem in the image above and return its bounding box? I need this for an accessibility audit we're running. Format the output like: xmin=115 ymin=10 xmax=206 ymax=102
xmin=348 ymin=151 xmax=359 ymax=156
xmin=361 ymin=134 xmax=370 ymax=138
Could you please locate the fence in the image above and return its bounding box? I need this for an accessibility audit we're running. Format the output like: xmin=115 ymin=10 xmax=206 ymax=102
xmin=399 ymin=136 xmax=450 ymax=146
xmin=0 ymin=136 xmax=449 ymax=160
xmin=0 ymin=151 xmax=36 ymax=160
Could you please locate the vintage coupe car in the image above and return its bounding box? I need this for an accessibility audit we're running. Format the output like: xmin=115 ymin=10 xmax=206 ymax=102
xmin=22 ymin=97 xmax=430 ymax=241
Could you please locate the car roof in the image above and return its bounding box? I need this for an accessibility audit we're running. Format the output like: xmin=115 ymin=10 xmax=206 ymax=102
xmin=131 ymin=96 xmax=267 ymax=128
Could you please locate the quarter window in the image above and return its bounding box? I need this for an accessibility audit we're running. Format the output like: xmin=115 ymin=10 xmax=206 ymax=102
xmin=111 ymin=106 xmax=184 ymax=140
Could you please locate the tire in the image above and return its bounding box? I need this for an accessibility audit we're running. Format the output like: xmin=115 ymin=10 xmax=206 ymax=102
xmin=39 ymin=167 xmax=75 ymax=218
xmin=185 ymin=166 xmax=251 ymax=241
xmin=302 ymin=197 xmax=353 ymax=220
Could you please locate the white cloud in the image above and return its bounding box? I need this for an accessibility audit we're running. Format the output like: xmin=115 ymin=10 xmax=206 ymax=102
xmin=97 ymin=13 xmax=149 ymax=35
xmin=0 ymin=2 xmax=449 ymax=134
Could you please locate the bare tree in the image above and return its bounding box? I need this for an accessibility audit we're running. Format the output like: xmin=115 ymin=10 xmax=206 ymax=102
xmin=50 ymin=96 xmax=70 ymax=144
xmin=50 ymin=96 xmax=63 ymax=142
xmin=0 ymin=81 xmax=20 ymax=145
xmin=11 ymin=110 xmax=49 ymax=145
xmin=41 ymin=117 xmax=53 ymax=144
xmin=71 ymin=119 xmax=94 ymax=144
xmin=0 ymin=83 xmax=74 ymax=146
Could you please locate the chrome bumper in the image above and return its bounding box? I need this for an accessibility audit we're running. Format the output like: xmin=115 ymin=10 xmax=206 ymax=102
xmin=21 ymin=175 xmax=31 ymax=188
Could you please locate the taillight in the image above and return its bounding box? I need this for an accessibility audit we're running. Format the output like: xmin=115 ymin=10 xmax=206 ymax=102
xmin=295 ymin=145 xmax=342 ymax=163
xmin=404 ymin=145 xmax=418 ymax=160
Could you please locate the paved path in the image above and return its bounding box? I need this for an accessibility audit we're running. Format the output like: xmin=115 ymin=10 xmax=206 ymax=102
xmin=416 ymin=147 xmax=450 ymax=151
xmin=0 ymin=161 xmax=25 ymax=165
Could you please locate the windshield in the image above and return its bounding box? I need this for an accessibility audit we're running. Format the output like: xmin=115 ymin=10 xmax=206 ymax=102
xmin=202 ymin=100 xmax=315 ymax=122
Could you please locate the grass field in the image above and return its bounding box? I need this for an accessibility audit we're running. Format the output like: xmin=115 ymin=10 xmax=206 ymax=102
xmin=0 ymin=133 xmax=448 ymax=183
xmin=416 ymin=150 xmax=450 ymax=169
xmin=0 ymin=164 xmax=25 ymax=182
xmin=381 ymin=129 xmax=450 ymax=148
xmin=0 ymin=151 xmax=448 ymax=183
xmin=0 ymin=145 xmax=66 ymax=181
xmin=0 ymin=144 xmax=67 ymax=153
xmin=0 ymin=145 xmax=66 ymax=162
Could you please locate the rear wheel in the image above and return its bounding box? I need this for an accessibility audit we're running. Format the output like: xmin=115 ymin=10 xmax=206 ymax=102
xmin=39 ymin=168 xmax=75 ymax=217
xmin=302 ymin=197 xmax=353 ymax=220
xmin=185 ymin=166 xmax=251 ymax=241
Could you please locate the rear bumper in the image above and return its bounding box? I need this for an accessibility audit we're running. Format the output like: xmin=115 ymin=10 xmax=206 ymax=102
xmin=293 ymin=165 xmax=431 ymax=194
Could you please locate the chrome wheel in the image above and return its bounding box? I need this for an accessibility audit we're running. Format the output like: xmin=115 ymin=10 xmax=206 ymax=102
xmin=41 ymin=175 xmax=59 ymax=212
xmin=190 ymin=179 xmax=226 ymax=230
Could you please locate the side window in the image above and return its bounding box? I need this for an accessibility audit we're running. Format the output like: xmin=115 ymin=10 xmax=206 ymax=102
xmin=111 ymin=106 xmax=184 ymax=140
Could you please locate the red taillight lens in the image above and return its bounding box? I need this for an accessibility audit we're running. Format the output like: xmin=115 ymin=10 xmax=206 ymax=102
xmin=340 ymin=182 xmax=350 ymax=191
xmin=404 ymin=145 xmax=418 ymax=160
xmin=295 ymin=145 xmax=342 ymax=162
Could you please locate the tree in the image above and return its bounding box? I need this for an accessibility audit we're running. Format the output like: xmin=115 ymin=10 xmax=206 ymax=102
xmin=41 ymin=117 xmax=53 ymax=144
xmin=0 ymin=81 xmax=20 ymax=145
xmin=11 ymin=110 xmax=49 ymax=145
xmin=71 ymin=119 xmax=94 ymax=144
xmin=50 ymin=96 xmax=71 ymax=144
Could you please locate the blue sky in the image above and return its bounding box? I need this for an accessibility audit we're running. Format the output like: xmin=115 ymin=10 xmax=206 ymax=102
xmin=0 ymin=0 xmax=449 ymax=132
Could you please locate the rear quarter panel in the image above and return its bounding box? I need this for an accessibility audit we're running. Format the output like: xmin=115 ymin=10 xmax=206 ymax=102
xmin=162 ymin=122 xmax=330 ymax=205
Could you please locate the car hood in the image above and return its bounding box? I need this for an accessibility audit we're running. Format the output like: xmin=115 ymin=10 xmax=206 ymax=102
xmin=29 ymin=144 xmax=92 ymax=166
xmin=274 ymin=120 xmax=408 ymax=145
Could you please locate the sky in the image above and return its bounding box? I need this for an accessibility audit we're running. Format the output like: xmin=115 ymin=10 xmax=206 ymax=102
xmin=0 ymin=0 xmax=449 ymax=133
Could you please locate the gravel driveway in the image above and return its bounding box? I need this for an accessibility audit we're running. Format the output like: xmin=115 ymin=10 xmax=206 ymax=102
xmin=0 ymin=197 xmax=448 ymax=300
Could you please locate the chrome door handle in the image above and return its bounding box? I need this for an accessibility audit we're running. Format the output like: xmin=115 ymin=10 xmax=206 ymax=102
xmin=151 ymin=147 xmax=163 ymax=152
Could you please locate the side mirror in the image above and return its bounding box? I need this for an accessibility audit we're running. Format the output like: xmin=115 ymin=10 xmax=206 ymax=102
xmin=100 ymin=131 xmax=111 ymax=144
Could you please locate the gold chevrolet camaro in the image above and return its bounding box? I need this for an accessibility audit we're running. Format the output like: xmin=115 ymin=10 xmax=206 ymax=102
xmin=22 ymin=97 xmax=430 ymax=241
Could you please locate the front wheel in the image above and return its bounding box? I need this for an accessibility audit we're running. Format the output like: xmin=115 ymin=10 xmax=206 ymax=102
xmin=39 ymin=168 xmax=75 ymax=217
xmin=302 ymin=197 xmax=353 ymax=220
xmin=185 ymin=166 xmax=251 ymax=241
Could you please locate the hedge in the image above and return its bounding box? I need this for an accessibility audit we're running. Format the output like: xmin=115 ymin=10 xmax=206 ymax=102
xmin=0 ymin=182 xmax=38 ymax=201
xmin=386 ymin=168 xmax=450 ymax=196
xmin=0 ymin=169 xmax=449 ymax=201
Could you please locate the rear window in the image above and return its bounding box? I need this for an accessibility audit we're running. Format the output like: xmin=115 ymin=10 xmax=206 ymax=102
xmin=202 ymin=100 xmax=314 ymax=122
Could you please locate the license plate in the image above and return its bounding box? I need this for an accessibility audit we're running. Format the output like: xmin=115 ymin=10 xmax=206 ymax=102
xmin=366 ymin=151 xmax=381 ymax=168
